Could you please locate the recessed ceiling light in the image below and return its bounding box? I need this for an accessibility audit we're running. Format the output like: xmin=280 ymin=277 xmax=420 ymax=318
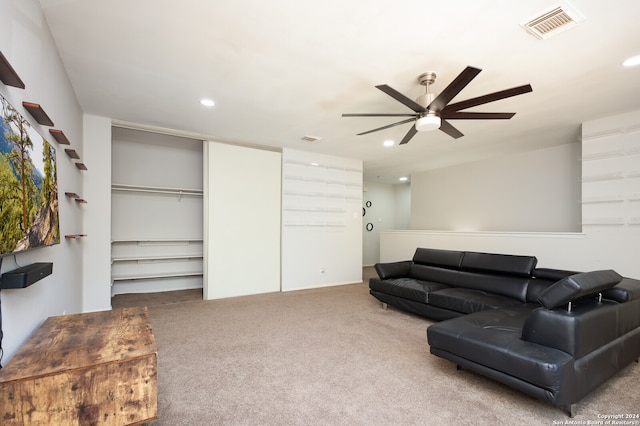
xmin=399 ymin=176 xmax=408 ymax=182
xmin=383 ymin=140 xmax=394 ymax=147
xmin=623 ymin=55 xmax=640 ymax=67
xmin=310 ymin=162 xmax=320 ymax=166
xmin=200 ymin=98 xmax=215 ymax=107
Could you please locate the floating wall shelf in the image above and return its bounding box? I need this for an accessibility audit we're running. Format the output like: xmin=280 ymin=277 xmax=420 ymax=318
xmin=65 ymin=234 xmax=87 ymax=239
xmin=49 ymin=129 xmax=71 ymax=145
xmin=65 ymin=148 xmax=80 ymax=159
xmin=0 ymin=51 xmax=25 ymax=89
xmin=22 ymin=102 xmax=54 ymax=126
xmin=75 ymin=163 xmax=87 ymax=171
xmin=64 ymin=192 xmax=87 ymax=203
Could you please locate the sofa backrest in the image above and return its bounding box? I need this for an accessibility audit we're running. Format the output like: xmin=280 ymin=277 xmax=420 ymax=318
xmin=409 ymin=264 xmax=459 ymax=286
xmin=412 ymin=248 xmax=464 ymax=269
xmin=408 ymin=248 xmax=464 ymax=285
xmin=454 ymin=270 xmax=531 ymax=301
xmin=460 ymin=252 xmax=537 ymax=277
xmin=602 ymin=277 xmax=640 ymax=303
xmin=537 ymin=270 xmax=622 ymax=310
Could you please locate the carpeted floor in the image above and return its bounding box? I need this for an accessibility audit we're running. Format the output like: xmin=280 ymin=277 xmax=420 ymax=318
xmin=120 ymin=269 xmax=640 ymax=425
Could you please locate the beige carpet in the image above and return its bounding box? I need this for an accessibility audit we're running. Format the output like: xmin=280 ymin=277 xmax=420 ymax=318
xmin=140 ymin=270 xmax=640 ymax=425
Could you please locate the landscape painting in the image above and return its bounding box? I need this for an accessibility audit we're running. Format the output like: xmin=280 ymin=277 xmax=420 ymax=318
xmin=0 ymin=93 xmax=60 ymax=256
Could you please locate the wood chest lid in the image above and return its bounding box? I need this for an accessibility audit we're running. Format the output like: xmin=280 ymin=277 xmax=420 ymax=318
xmin=0 ymin=307 xmax=157 ymax=383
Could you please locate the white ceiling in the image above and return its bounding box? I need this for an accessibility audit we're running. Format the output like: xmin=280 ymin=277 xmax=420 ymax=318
xmin=38 ymin=0 xmax=640 ymax=183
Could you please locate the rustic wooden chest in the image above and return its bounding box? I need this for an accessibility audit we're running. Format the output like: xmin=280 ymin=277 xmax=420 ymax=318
xmin=0 ymin=307 xmax=158 ymax=425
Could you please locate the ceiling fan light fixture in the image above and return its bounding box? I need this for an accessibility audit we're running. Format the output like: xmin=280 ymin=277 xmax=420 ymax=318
xmin=415 ymin=114 xmax=441 ymax=132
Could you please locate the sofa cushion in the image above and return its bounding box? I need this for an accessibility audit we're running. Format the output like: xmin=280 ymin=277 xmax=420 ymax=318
xmin=369 ymin=278 xmax=450 ymax=304
xmin=427 ymin=305 xmax=574 ymax=392
xmin=428 ymin=287 xmax=522 ymax=314
xmin=461 ymin=252 xmax=537 ymax=277
xmin=412 ymin=248 xmax=464 ymax=269
xmin=538 ymin=270 xmax=622 ymax=309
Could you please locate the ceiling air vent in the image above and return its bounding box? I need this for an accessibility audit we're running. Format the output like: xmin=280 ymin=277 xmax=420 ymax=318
xmin=300 ymin=135 xmax=321 ymax=142
xmin=522 ymin=3 xmax=584 ymax=39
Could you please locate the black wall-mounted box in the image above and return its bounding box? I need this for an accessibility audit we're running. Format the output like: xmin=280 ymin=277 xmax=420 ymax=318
xmin=1 ymin=262 xmax=53 ymax=289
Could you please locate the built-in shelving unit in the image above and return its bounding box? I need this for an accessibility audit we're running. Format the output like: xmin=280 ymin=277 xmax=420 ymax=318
xmin=111 ymin=239 xmax=203 ymax=282
xmin=282 ymin=158 xmax=362 ymax=228
xmin=111 ymin=127 xmax=204 ymax=297
xmin=581 ymin=126 xmax=640 ymax=227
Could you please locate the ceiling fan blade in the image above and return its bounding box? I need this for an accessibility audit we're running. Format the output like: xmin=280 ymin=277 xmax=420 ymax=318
xmin=439 ymin=119 xmax=464 ymax=139
xmin=399 ymin=126 xmax=418 ymax=145
xmin=440 ymin=112 xmax=516 ymax=120
xmin=356 ymin=117 xmax=416 ymax=136
xmin=375 ymin=84 xmax=426 ymax=113
xmin=342 ymin=113 xmax=417 ymax=117
xmin=427 ymin=66 xmax=482 ymax=113
xmin=442 ymin=84 xmax=533 ymax=113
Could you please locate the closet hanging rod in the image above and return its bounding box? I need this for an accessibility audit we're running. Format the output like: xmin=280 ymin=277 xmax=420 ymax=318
xmin=112 ymin=183 xmax=203 ymax=196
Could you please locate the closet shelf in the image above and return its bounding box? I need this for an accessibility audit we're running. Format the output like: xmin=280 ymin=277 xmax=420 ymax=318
xmin=112 ymin=183 xmax=203 ymax=197
xmin=112 ymin=255 xmax=203 ymax=262
xmin=112 ymin=272 xmax=203 ymax=282
xmin=111 ymin=238 xmax=203 ymax=244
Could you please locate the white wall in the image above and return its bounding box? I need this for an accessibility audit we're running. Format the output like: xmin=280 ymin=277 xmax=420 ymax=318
xmin=380 ymin=109 xmax=640 ymax=279
xmin=410 ymin=143 xmax=582 ymax=232
xmin=203 ymin=141 xmax=281 ymax=299
xmin=282 ymin=149 xmax=362 ymax=290
xmin=82 ymin=115 xmax=111 ymax=312
xmin=0 ymin=0 xmax=84 ymax=362
xmin=362 ymin=181 xmax=410 ymax=265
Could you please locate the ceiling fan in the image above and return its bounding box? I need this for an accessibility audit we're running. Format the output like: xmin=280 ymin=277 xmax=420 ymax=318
xmin=342 ymin=66 xmax=532 ymax=144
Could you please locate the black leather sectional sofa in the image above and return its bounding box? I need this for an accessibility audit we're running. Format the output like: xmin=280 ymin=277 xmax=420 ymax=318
xmin=369 ymin=248 xmax=640 ymax=416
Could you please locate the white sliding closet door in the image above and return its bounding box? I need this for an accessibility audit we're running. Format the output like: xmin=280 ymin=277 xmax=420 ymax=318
xmin=203 ymin=141 xmax=281 ymax=299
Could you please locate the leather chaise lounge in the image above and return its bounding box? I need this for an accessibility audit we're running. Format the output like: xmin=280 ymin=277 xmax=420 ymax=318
xmin=369 ymin=248 xmax=640 ymax=416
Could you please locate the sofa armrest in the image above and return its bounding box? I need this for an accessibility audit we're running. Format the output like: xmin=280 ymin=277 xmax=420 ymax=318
xmin=522 ymin=300 xmax=619 ymax=358
xmin=374 ymin=261 xmax=412 ymax=280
